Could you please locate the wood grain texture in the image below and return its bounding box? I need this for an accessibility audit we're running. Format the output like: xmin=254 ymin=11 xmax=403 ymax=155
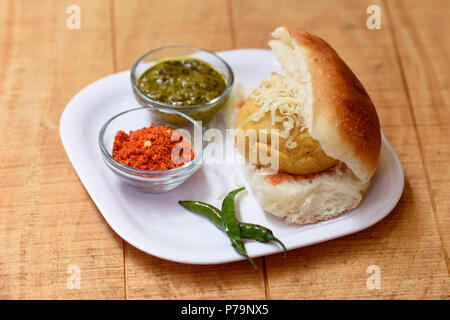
xmin=231 ymin=0 xmax=449 ymax=299
xmin=113 ymin=0 xmax=234 ymax=72
xmin=386 ymin=0 xmax=450 ymax=273
xmin=1 ymin=0 xmax=449 ymax=299
xmin=0 ymin=0 xmax=124 ymax=299
xmin=125 ymin=245 xmax=266 ymax=300
xmin=112 ymin=0 xmax=266 ymax=299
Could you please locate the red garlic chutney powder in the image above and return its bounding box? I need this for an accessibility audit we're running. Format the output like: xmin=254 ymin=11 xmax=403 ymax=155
xmin=112 ymin=123 xmax=195 ymax=171
xmin=265 ymin=164 xmax=347 ymax=186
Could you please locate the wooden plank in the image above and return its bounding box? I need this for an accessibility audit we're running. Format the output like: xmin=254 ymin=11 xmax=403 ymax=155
xmin=113 ymin=0 xmax=234 ymax=72
xmin=231 ymin=0 xmax=449 ymax=298
xmin=0 ymin=0 xmax=125 ymax=299
xmin=112 ymin=0 xmax=266 ymax=299
xmin=386 ymin=0 xmax=450 ymax=273
xmin=126 ymin=246 xmax=265 ymax=299
xmin=2 ymin=0 xmax=447 ymax=300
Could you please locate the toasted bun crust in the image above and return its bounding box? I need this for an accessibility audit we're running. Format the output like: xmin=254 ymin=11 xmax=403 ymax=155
xmin=270 ymin=27 xmax=381 ymax=182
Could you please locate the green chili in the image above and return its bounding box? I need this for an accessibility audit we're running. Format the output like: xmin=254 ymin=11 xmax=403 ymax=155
xmin=240 ymin=223 xmax=287 ymax=257
xmin=179 ymin=201 xmax=223 ymax=228
xmin=221 ymin=187 xmax=257 ymax=271
xmin=178 ymin=200 xmax=287 ymax=256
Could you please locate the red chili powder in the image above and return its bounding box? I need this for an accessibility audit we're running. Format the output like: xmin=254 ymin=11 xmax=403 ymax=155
xmin=265 ymin=164 xmax=344 ymax=186
xmin=112 ymin=123 xmax=195 ymax=171
xmin=236 ymin=100 xmax=245 ymax=109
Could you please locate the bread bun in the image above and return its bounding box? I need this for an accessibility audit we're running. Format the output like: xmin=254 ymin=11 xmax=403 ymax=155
xmin=233 ymin=27 xmax=381 ymax=224
xmin=243 ymin=162 xmax=370 ymax=225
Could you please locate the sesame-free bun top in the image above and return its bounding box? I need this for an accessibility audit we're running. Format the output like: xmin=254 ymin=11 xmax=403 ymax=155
xmin=269 ymin=27 xmax=381 ymax=182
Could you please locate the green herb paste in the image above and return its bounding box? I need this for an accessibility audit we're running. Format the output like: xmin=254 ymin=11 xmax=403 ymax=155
xmin=137 ymin=58 xmax=227 ymax=107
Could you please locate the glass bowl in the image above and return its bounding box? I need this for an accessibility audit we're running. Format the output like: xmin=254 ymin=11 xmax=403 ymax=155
xmin=130 ymin=45 xmax=234 ymax=123
xmin=99 ymin=107 xmax=205 ymax=193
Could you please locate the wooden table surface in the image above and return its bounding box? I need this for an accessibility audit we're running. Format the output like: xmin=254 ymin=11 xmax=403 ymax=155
xmin=0 ymin=0 xmax=449 ymax=299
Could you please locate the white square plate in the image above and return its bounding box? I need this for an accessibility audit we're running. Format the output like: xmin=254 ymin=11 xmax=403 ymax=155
xmin=60 ymin=49 xmax=404 ymax=265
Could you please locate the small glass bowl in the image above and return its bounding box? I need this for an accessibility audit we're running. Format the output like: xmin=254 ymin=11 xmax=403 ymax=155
xmin=99 ymin=107 xmax=205 ymax=193
xmin=130 ymin=45 xmax=234 ymax=123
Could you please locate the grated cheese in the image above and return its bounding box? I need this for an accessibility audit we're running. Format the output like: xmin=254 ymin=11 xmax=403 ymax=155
xmin=238 ymin=74 xmax=310 ymax=149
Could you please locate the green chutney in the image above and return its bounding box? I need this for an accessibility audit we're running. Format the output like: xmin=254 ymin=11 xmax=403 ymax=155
xmin=137 ymin=58 xmax=227 ymax=107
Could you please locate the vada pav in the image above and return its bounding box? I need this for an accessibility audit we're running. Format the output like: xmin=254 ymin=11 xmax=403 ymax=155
xmin=234 ymin=27 xmax=381 ymax=225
